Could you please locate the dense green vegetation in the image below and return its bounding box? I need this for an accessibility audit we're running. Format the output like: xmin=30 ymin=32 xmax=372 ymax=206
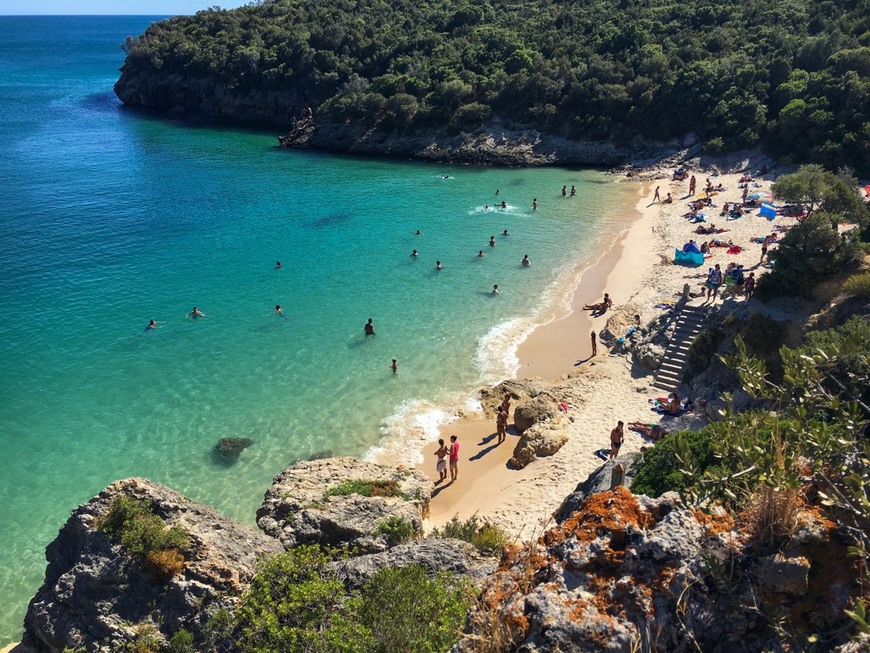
xmin=119 ymin=0 xmax=870 ymax=171
xmin=99 ymin=496 xmax=190 ymax=582
xmin=223 ymin=546 xmax=471 ymax=653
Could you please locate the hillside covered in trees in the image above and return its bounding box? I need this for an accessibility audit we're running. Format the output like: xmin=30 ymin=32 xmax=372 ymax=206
xmin=115 ymin=0 xmax=870 ymax=171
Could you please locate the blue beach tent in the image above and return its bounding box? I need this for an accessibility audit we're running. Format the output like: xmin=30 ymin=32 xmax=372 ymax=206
xmin=674 ymin=249 xmax=705 ymax=266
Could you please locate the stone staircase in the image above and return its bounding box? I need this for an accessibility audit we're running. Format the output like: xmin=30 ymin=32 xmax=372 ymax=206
xmin=652 ymin=304 xmax=709 ymax=392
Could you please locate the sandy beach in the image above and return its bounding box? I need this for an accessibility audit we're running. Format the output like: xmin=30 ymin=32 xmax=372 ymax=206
xmin=416 ymin=159 xmax=796 ymax=538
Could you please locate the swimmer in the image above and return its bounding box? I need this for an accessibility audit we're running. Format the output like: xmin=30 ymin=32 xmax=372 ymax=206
xmin=489 ymin=236 xmax=496 ymax=247
xmin=483 ymin=205 xmax=489 ymax=211
xmin=390 ymin=358 xmax=398 ymax=373
xmin=442 ymin=174 xmax=449 ymax=179
xmin=146 ymin=320 xmax=162 ymax=331
xmin=495 ymin=189 xmax=500 ymax=195
xmin=188 ymin=307 xmax=205 ymax=318
xmin=436 ymin=260 xmax=443 ymax=270
xmin=364 ymin=318 xmax=375 ymax=336
xmin=274 ymin=305 xmax=285 ymax=317
xmin=532 ymin=198 xmax=538 ymax=210
xmin=275 ymin=261 xmax=282 ymax=270
xmin=521 ymin=255 xmax=530 ymax=266
xmin=414 ymin=229 xmax=424 ymax=235
xmin=478 ymin=250 xmax=486 ymax=257
xmin=492 ymin=284 xmax=499 ymax=295
xmin=410 ymin=249 xmax=418 ymax=257
xmin=500 ymin=201 xmax=507 ymax=209
xmin=502 ymin=229 xmax=509 ymax=236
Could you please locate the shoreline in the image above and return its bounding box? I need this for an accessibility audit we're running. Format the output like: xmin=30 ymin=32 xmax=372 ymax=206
xmin=417 ymin=155 xmax=790 ymax=535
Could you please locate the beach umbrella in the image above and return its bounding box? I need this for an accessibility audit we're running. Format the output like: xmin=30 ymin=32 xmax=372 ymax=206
xmin=746 ymin=191 xmax=772 ymax=201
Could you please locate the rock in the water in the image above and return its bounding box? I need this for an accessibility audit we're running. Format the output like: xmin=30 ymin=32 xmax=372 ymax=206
xmin=333 ymin=538 xmax=497 ymax=590
xmin=256 ymin=457 xmax=433 ymax=553
xmin=512 ymin=397 xmax=557 ymax=434
xmin=509 ymin=424 xmax=568 ymax=469
xmin=216 ymin=437 xmax=253 ymax=460
xmin=22 ymin=478 xmax=283 ymax=653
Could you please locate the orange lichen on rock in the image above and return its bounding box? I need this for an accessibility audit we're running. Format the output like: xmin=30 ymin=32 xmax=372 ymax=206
xmin=693 ymin=509 xmax=735 ymax=536
xmin=542 ymin=486 xmax=654 ymax=549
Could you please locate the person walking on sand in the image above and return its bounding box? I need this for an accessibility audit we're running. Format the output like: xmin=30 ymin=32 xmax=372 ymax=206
xmin=434 ymin=438 xmax=448 ymax=483
xmin=496 ymin=406 xmax=508 ymax=444
xmin=610 ymin=421 xmax=624 ymax=460
xmin=449 ymin=435 xmax=459 ymax=482
xmin=653 ymin=186 xmax=661 ymax=203
xmin=689 ymin=175 xmax=696 ymax=196
xmin=591 ymin=331 xmax=597 ymax=357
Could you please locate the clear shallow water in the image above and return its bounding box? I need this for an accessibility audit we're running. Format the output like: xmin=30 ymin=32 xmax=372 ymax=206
xmin=0 ymin=16 xmax=633 ymax=644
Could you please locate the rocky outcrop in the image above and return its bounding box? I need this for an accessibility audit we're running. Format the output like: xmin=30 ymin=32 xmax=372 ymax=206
xmin=452 ymin=486 xmax=861 ymax=652
xmin=256 ymin=457 xmax=433 ymax=553
xmin=333 ymin=538 xmax=497 ymax=590
xmin=216 ymin=437 xmax=253 ymax=460
xmin=22 ymin=478 xmax=282 ymax=653
xmin=554 ymin=453 xmax=638 ymax=522
xmin=512 ymin=397 xmax=557 ymax=434
xmin=509 ymin=423 xmax=568 ymax=470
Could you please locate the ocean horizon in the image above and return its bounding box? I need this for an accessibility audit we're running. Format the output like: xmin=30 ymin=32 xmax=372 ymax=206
xmin=0 ymin=15 xmax=635 ymax=644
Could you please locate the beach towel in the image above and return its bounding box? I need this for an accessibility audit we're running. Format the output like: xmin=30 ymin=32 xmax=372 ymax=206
xmin=558 ymin=402 xmax=570 ymax=413
xmin=654 ymin=303 xmax=674 ymax=310
xmin=594 ymin=449 xmax=610 ymax=461
xmin=727 ymin=245 xmax=742 ymax=254
xmin=674 ymin=249 xmax=705 ymax=267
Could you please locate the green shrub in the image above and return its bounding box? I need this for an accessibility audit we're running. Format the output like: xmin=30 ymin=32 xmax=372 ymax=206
xmin=324 ymin=479 xmax=406 ymax=500
xmin=232 ymin=546 xmax=370 ymax=653
xmin=631 ymin=430 xmax=719 ymax=498
xmin=374 ymin=516 xmax=416 ymax=545
xmin=686 ymin=324 xmax=726 ymax=377
xmin=355 ymin=566 xmax=471 ymax=653
xmin=167 ymin=628 xmax=196 ymax=653
xmin=842 ymin=272 xmax=870 ymax=299
xmin=431 ymin=514 xmax=508 ymax=556
xmin=100 ymin=497 xmax=189 ymax=580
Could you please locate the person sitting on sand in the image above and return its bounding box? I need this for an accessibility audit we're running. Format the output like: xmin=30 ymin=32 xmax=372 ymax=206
xmin=700 ymin=241 xmax=710 ymax=254
xmin=662 ymin=193 xmax=673 ymax=204
xmin=664 ymin=393 xmax=681 ymax=416
xmin=610 ymin=421 xmax=625 ymax=459
xmin=583 ymin=293 xmax=612 ymax=313
xmin=628 ymin=421 xmax=668 ymax=442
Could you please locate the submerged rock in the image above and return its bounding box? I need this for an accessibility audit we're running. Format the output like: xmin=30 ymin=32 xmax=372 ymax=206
xmin=216 ymin=437 xmax=253 ymax=460
xmin=22 ymin=478 xmax=282 ymax=653
xmin=256 ymin=457 xmax=433 ymax=553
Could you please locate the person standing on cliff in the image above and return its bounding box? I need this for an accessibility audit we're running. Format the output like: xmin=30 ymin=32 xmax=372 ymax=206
xmin=449 ymin=435 xmax=459 ymax=483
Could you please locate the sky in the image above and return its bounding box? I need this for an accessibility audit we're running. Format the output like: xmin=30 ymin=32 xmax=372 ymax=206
xmin=0 ymin=1 xmax=250 ymax=14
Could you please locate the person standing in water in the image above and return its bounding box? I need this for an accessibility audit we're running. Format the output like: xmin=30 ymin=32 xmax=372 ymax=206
xmin=390 ymin=358 xmax=398 ymax=374
xmin=275 ymin=261 xmax=282 ymax=270
xmin=478 ymin=250 xmax=486 ymax=258
xmin=562 ymin=185 xmax=567 ymax=196
xmin=410 ymin=249 xmax=418 ymax=257
xmin=188 ymin=307 xmax=205 ymax=318
xmin=434 ymin=439 xmax=449 ymax=483
xmin=532 ymin=198 xmax=538 ymax=210
xmin=274 ymin=305 xmax=285 ymax=318
xmin=521 ymin=255 xmax=530 ymax=266
xmin=570 ymin=185 xmax=576 ymax=197
xmin=146 ymin=320 xmax=161 ymax=331
xmin=489 ymin=235 xmax=496 ymax=247
xmin=364 ymin=318 xmax=375 ymax=336
xmin=449 ymin=435 xmax=459 ymax=482
xmin=492 ymin=284 xmax=499 ymax=295
xmin=436 ymin=260 xmax=443 ymax=270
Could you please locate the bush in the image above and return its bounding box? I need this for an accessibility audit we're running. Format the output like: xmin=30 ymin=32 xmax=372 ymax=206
xmin=631 ymin=430 xmax=719 ymax=498
xmin=324 ymin=479 xmax=406 ymax=500
xmin=167 ymin=628 xmax=196 ymax=653
xmin=374 ymin=516 xmax=416 ymax=545
xmin=100 ymin=497 xmax=189 ymax=580
xmin=355 ymin=566 xmax=471 ymax=653
xmin=842 ymin=272 xmax=870 ymax=299
xmin=686 ymin=324 xmax=726 ymax=377
xmin=431 ymin=514 xmax=508 ymax=556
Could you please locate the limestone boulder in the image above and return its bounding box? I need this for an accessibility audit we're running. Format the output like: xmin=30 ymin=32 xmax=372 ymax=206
xmin=554 ymin=453 xmax=637 ymax=523
xmin=22 ymin=478 xmax=282 ymax=653
xmin=256 ymin=457 xmax=433 ymax=553
xmin=509 ymin=423 xmax=568 ymax=469
xmin=513 ymin=397 xmax=557 ymax=434
xmin=634 ymin=341 xmax=665 ymax=370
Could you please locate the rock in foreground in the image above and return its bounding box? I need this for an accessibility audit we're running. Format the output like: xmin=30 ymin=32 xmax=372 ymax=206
xmin=257 ymin=457 xmax=433 ymax=553
xmin=23 ymin=478 xmax=282 ymax=653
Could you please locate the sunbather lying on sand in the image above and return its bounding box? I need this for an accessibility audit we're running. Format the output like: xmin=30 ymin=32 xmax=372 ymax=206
xmin=628 ymin=422 xmax=668 ymax=441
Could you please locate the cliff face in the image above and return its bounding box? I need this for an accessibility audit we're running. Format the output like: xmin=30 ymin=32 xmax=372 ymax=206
xmin=22 ymin=478 xmax=283 ymax=653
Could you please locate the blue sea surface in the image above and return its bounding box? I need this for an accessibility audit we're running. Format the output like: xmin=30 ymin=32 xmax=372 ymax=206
xmin=0 ymin=15 xmax=634 ymax=644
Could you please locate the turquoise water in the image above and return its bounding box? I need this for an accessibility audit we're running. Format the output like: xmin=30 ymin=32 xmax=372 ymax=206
xmin=0 ymin=16 xmax=633 ymax=644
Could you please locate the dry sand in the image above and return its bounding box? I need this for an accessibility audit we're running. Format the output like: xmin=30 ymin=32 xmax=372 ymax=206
xmin=415 ymin=164 xmax=797 ymax=538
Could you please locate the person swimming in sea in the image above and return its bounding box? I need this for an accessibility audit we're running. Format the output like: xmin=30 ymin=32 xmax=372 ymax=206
xmin=188 ymin=307 xmax=205 ymax=318
xmin=502 ymin=229 xmax=509 ymax=236
xmin=275 ymin=261 xmax=282 ymax=270
xmin=477 ymin=250 xmax=485 ymax=257
xmin=436 ymin=260 xmax=443 ymax=270
xmin=521 ymin=255 xmax=530 ymax=266
xmin=489 ymin=236 xmax=496 ymax=247
xmin=411 ymin=249 xmax=418 ymax=257
xmin=500 ymin=201 xmax=507 ymax=209
xmin=483 ymin=205 xmax=489 ymax=211
xmin=274 ymin=305 xmax=286 ymax=318
xmin=145 ymin=320 xmax=161 ymax=331
xmin=414 ymin=229 xmax=424 ymax=235
xmin=492 ymin=284 xmax=499 ymax=295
